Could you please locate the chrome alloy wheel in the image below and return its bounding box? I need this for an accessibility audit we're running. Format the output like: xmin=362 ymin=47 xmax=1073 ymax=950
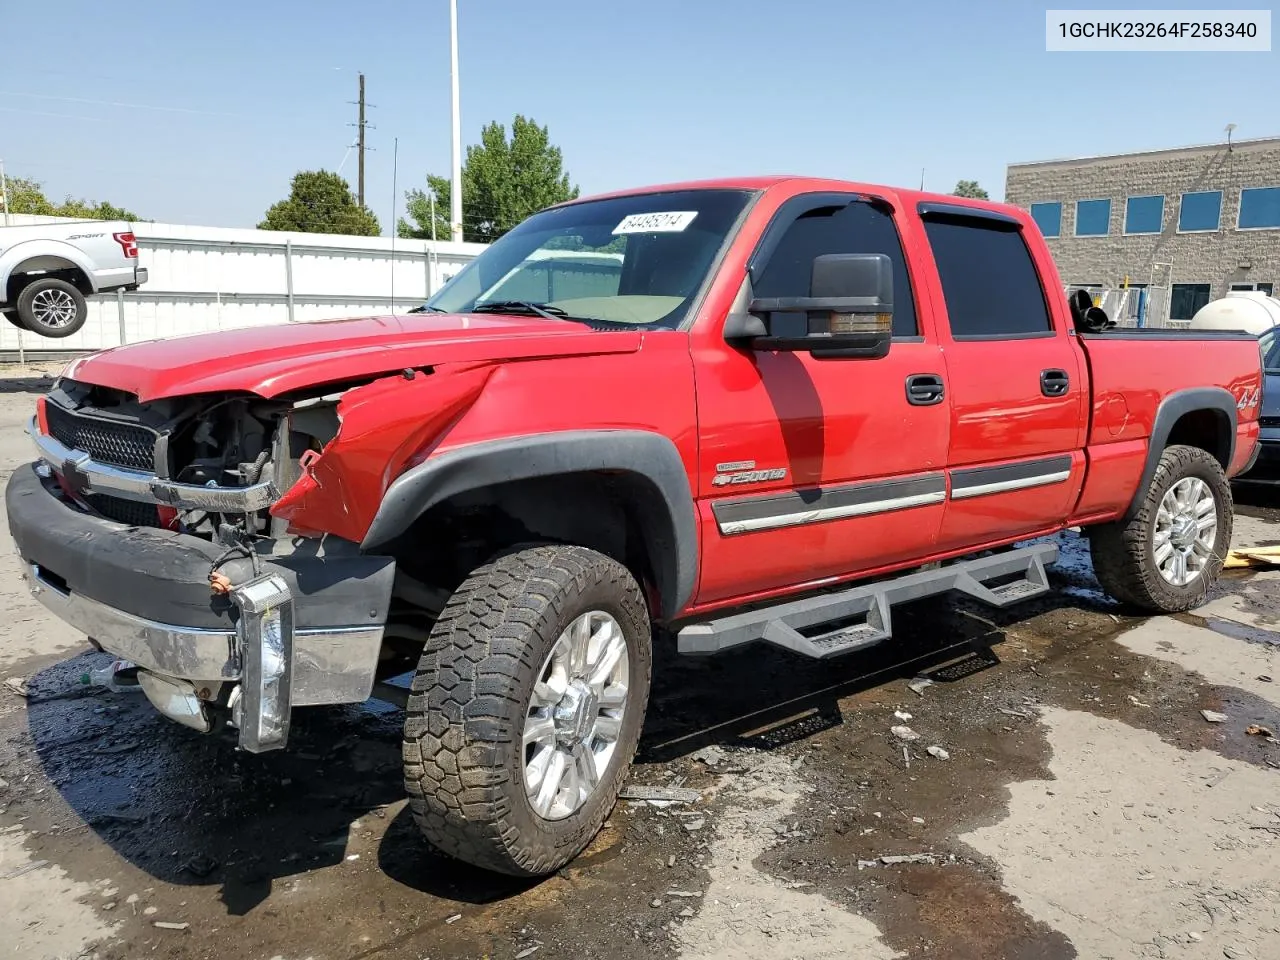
xmin=1154 ymin=477 xmax=1218 ymax=586
xmin=29 ymin=288 xmax=78 ymax=327
xmin=523 ymin=610 xmax=629 ymax=821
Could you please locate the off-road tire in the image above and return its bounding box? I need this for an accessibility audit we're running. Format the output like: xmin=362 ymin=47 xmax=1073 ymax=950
xmin=403 ymin=544 xmax=652 ymax=877
xmin=1088 ymin=444 xmax=1233 ymax=613
xmin=16 ymin=278 xmax=87 ymax=338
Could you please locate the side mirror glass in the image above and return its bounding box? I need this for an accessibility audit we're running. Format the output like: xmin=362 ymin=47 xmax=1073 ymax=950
xmin=728 ymin=253 xmax=894 ymax=358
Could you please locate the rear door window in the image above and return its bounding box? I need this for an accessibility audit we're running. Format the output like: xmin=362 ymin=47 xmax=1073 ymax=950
xmin=923 ymin=216 xmax=1053 ymax=339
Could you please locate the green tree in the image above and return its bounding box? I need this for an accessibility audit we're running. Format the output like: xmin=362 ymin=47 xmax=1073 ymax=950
xmin=259 ymin=170 xmax=380 ymax=236
xmin=1 ymin=176 xmax=141 ymax=220
xmin=952 ymin=180 xmax=990 ymax=200
xmin=399 ymin=115 xmax=579 ymax=243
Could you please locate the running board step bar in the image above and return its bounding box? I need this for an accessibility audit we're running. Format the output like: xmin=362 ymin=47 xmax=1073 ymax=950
xmin=677 ymin=543 xmax=1057 ymax=660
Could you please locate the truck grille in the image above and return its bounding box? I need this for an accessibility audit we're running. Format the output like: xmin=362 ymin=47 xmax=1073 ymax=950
xmin=45 ymin=402 xmax=158 ymax=472
xmin=84 ymin=493 xmax=161 ymax=528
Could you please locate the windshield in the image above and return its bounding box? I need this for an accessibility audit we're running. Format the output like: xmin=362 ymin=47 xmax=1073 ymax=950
xmin=423 ymin=189 xmax=754 ymax=329
xmin=1262 ymin=327 xmax=1280 ymax=373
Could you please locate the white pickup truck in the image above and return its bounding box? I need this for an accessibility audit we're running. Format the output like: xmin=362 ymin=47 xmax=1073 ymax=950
xmin=0 ymin=220 xmax=148 ymax=337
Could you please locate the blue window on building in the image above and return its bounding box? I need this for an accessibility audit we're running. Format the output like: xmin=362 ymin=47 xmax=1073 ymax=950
xmin=1178 ymin=191 xmax=1222 ymax=232
xmin=1124 ymin=195 xmax=1164 ymax=235
xmin=1238 ymin=187 xmax=1280 ymax=229
xmin=1030 ymin=202 xmax=1061 ymax=238
xmin=1075 ymin=199 xmax=1111 ymax=236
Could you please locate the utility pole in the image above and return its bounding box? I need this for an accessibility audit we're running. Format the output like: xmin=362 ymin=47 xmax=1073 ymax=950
xmin=357 ymin=73 xmax=367 ymax=208
xmin=449 ymin=0 xmax=463 ymax=242
xmin=0 ymin=159 xmax=9 ymax=226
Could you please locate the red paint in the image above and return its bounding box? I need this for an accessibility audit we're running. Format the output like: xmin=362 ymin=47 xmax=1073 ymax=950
xmin=56 ymin=177 xmax=1263 ymax=620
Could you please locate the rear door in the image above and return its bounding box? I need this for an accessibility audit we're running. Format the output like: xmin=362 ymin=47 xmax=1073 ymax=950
xmin=917 ymin=205 xmax=1087 ymax=549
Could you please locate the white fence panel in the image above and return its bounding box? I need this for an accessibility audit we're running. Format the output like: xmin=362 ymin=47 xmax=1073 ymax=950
xmin=1 ymin=215 xmax=485 ymax=354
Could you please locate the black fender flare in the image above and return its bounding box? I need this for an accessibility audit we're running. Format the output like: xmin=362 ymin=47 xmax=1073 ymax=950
xmin=1124 ymin=386 xmax=1237 ymax=521
xmin=361 ymin=430 xmax=698 ymax=620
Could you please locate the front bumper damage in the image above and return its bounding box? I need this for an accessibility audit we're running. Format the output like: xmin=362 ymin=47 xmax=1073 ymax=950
xmin=6 ymin=461 xmax=396 ymax=752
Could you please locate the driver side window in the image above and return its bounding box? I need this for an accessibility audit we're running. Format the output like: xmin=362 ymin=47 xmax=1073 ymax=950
xmin=753 ymin=198 xmax=919 ymax=337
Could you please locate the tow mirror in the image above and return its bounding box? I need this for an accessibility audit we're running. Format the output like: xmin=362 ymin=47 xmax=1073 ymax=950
xmin=726 ymin=253 xmax=894 ymax=358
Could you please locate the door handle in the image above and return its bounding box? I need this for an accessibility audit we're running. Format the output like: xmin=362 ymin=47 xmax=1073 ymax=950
xmin=1041 ymin=369 xmax=1070 ymax=397
xmin=906 ymin=373 xmax=945 ymax=406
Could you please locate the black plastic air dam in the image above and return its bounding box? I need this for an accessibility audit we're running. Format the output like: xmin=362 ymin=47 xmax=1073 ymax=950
xmin=5 ymin=464 xmax=395 ymax=631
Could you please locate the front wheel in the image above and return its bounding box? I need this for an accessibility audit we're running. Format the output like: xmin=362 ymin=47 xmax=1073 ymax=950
xmin=403 ymin=544 xmax=652 ymax=876
xmin=1088 ymin=444 xmax=1233 ymax=612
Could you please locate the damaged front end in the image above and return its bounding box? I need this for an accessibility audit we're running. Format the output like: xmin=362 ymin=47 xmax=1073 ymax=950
xmin=15 ymin=377 xmax=404 ymax=752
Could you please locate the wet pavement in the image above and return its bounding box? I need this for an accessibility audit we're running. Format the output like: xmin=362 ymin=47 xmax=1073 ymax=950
xmin=0 ymin=370 xmax=1278 ymax=960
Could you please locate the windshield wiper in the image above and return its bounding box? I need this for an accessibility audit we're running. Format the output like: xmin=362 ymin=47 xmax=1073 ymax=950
xmin=470 ymin=299 xmax=645 ymax=330
xmin=470 ymin=300 xmax=572 ymax=321
xmin=407 ymin=304 xmax=448 ymax=314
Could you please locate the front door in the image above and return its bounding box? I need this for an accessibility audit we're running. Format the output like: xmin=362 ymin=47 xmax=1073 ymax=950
xmin=692 ymin=192 xmax=951 ymax=606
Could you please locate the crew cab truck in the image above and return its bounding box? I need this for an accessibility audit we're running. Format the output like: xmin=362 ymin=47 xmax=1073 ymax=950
xmin=4 ymin=177 xmax=1262 ymax=877
xmin=0 ymin=220 xmax=147 ymax=337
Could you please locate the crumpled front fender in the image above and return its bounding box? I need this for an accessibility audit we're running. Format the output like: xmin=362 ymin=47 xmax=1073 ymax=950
xmin=270 ymin=364 xmax=494 ymax=543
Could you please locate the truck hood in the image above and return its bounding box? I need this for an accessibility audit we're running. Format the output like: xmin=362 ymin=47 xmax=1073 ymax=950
xmin=62 ymin=313 xmax=644 ymax=401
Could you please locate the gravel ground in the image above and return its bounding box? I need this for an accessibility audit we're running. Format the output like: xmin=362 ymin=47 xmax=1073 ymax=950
xmin=0 ymin=364 xmax=1277 ymax=960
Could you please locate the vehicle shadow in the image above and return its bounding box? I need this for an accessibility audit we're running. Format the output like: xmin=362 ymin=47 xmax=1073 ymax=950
xmin=23 ymin=532 xmax=1112 ymax=911
xmin=0 ymin=374 xmax=56 ymax=394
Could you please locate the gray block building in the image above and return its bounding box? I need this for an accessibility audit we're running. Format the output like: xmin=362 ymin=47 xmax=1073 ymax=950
xmin=1005 ymin=135 xmax=1280 ymax=322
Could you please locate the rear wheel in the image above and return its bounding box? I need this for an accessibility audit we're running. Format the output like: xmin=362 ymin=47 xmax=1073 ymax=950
xmin=403 ymin=544 xmax=651 ymax=876
xmin=17 ymin=278 xmax=87 ymax=338
xmin=1089 ymin=444 xmax=1232 ymax=612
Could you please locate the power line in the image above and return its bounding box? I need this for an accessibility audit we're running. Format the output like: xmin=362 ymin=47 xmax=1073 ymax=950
xmin=0 ymin=90 xmax=239 ymax=118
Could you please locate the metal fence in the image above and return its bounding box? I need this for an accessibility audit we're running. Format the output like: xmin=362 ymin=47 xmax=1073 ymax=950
xmin=1 ymin=215 xmax=487 ymax=355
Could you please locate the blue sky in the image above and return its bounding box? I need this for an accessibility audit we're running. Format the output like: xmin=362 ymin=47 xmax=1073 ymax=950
xmin=2 ymin=1 xmax=1276 ymax=232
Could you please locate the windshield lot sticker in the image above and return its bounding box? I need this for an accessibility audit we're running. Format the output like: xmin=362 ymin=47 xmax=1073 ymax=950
xmin=613 ymin=211 xmax=698 ymax=234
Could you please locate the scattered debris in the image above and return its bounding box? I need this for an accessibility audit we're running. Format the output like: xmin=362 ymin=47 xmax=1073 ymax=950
xmin=891 ymin=725 xmax=920 ymax=742
xmin=667 ymin=855 xmax=676 ymax=868
xmin=650 ymin=899 xmax=663 ymax=908
xmin=515 ymin=948 xmax=541 ymax=960
xmin=879 ymin=853 xmax=936 ymax=865
xmin=678 ymin=907 xmax=695 ymax=918
xmin=1127 ymin=695 xmax=1150 ymax=708
xmin=345 ymin=854 xmax=360 ymax=861
xmin=93 ymin=740 xmax=140 ymax=755
xmin=902 ymin=745 xmax=910 ymax=769
xmin=0 ymin=859 xmax=48 ymax=880
xmin=619 ymin=785 xmax=701 ymax=804
xmin=3 ymin=676 xmax=29 ymax=699
xmin=998 ymin=707 xmax=1034 ymax=719
xmin=857 ymin=860 xmax=878 ymax=870
xmin=893 ymin=710 xmax=913 ymax=721
xmin=1201 ymin=710 xmax=1228 ymax=724
xmin=152 ymin=921 xmax=189 ymax=931
xmin=912 ymin=816 xmax=925 ymax=824
xmin=907 ymin=677 xmax=934 ymax=697
xmin=0 ymin=777 xmax=8 ymax=792
xmin=181 ymin=855 xmax=218 ymax=878
xmin=666 ymin=890 xmax=701 ymax=898
xmin=445 ymin=914 xmax=462 ymax=924
xmin=683 ymin=818 xmax=706 ymax=833
xmin=1258 ymin=675 xmax=1273 ymax=683
xmin=692 ymin=745 xmax=727 ymax=766
xmin=1246 ymin=725 xmax=1274 ymax=737
xmin=927 ymin=746 xmax=951 ymax=761
xmin=1224 ymin=546 xmax=1280 ymax=569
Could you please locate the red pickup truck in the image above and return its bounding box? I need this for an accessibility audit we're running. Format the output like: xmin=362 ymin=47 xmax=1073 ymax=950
xmin=5 ymin=177 xmax=1263 ymax=877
